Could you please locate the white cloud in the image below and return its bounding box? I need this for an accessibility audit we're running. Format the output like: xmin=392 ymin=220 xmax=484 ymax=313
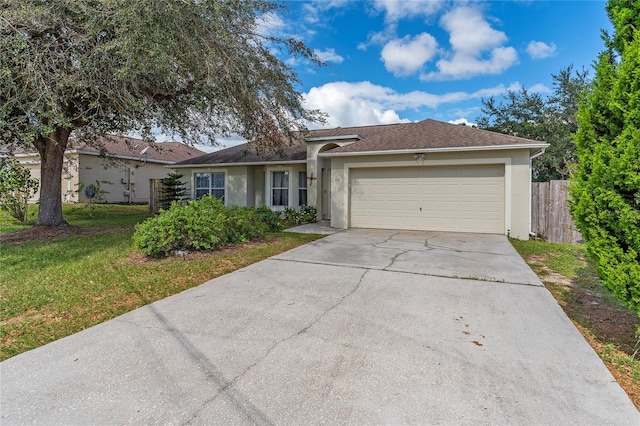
xmin=528 ymin=83 xmax=552 ymax=93
xmin=303 ymin=0 xmax=352 ymax=24
xmin=421 ymin=6 xmax=518 ymax=81
xmin=303 ymin=82 xmax=410 ymax=128
xmin=526 ymin=41 xmax=557 ymax=59
xmin=381 ymin=33 xmax=438 ymax=76
xmin=370 ymin=0 xmax=444 ymax=23
xmin=314 ymin=48 xmax=344 ymax=64
xmin=255 ymin=12 xmax=286 ymax=38
xmin=448 ymin=118 xmax=476 ymax=127
xmin=302 ymin=81 xmax=526 ymax=128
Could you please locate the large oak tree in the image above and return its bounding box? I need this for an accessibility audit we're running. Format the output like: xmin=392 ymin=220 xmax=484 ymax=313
xmin=0 ymin=0 xmax=323 ymax=226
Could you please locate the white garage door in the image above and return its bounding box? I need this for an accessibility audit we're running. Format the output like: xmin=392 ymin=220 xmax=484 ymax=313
xmin=350 ymin=165 xmax=505 ymax=234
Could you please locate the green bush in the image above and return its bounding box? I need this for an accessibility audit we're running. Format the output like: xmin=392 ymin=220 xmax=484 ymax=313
xmin=283 ymin=205 xmax=318 ymax=225
xmin=0 ymin=155 xmax=39 ymax=223
xmin=134 ymin=196 xmax=272 ymax=258
xmin=255 ymin=205 xmax=282 ymax=231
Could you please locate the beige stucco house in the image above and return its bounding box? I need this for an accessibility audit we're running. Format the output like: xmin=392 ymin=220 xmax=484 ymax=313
xmin=171 ymin=119 xmax=548 ymax=239
xmin=12 ymin=136 xmax=204 ymax=204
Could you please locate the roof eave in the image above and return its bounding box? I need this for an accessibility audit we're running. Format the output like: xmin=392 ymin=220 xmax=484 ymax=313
xmin=319 ymin=143 xmax=550 ymax=157
xmin=72 ymin=150 xmax=177 ymax=164
xmin=304 ymin=134 xmax=363 ymax=142
xmin=13 ymin=149 xmax=179 ymax=165
xmin=171 ymin=159 xmax=307 ymax=168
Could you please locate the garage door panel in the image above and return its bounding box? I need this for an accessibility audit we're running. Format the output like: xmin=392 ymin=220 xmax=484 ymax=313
xmin=350 ymin=165 xmax=505 ymax=234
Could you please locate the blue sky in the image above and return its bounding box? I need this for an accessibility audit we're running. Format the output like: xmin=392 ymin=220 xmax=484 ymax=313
xmin=267 ymin=0 xmax=610 ymax=127
xmin=171 ymin=0 xmax=612 ymax=150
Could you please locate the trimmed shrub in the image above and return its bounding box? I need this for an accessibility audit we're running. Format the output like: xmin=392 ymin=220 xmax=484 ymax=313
xmin=134 ymin=196 xmax=272 ymax=258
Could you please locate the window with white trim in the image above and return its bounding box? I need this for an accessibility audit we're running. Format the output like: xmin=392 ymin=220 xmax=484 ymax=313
xmin=195 ymin=172 xmax=225 ymax=201
xmin=271 ymin=171 xmax=289 ymax=206
xmin=298 ymin=172 xmax=307 ymax=206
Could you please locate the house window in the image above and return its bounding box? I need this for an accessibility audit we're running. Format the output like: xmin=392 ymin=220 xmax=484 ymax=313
xmin=271 ymin=171 xmax=289 ymax=206
xmin=299 ymin=172 xmax=307 ymax=206
xmin=195 ymin=172 xmax=225 ymax=201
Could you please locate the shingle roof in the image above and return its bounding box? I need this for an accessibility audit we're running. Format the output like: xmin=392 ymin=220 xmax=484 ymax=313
xmin=173 ymin=119 xmax=546 ymax=166
xmin=173 ymin=138 xmax=308 ymax=165
xmin=70 ymin=135 xmax=205 ymax=163
xmin=172 ymin=123 xmax=401 ymax=166
xmin=6 ymin=135 xmax=205 ymax=163
xmin=325 ymin=119 xmax=546 ymax=154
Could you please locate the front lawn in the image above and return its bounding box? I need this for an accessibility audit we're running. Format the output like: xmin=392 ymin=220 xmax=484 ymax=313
xmin=0 ymin=205 xmax=321 ymax=361
xmin=0 ymin=203 xmax=152 ymax=233
xmin=511 ymin=238 xmax=639 ymax=410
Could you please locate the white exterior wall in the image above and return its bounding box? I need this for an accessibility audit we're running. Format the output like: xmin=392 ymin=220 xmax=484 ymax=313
xmin=327 ymin=149 xmax=532 ymax=239
xmin=183 ymin=165 xmax=261 ymax=207
xmin=182 ymin=164 xmax=308 ymax=210
xmin=226 ymin=166 xmax=249 ymax=206
xmin=252 ymin=166 xmax=266 ymax=207
xmin=77 ymin=155 xmax=171 ymax=204
xmin=20 ymin=153 xmax=79 ymax=204
xmin=20 ymin=153 xmax=172 ymax=204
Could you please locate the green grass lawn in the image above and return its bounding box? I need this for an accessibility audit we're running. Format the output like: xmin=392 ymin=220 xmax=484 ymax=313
xmin=0 ymin=203 xmax=152 ymax=232
xmin=511 ymin=238 xmax=639 ymax=408
xmin=0 ymin=204 xmax=321 ymax=360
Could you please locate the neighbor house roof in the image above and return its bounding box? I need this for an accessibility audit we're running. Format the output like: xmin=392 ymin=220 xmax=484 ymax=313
xmin=172 ymin=119 xmax=547 ymax=166
xmin=69 ymin=135 xmax=205 ymax=163
xmin=13 ymin=135 xmax=204 ymax=164
xmin=6 ymin=135 xmax=205 ymax=164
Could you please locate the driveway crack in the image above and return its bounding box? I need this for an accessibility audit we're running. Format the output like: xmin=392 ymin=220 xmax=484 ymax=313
xmin=184 ymin=269 xmax=369 ymax=424
xmin=384 ymin=249 xmax=409 ymax=270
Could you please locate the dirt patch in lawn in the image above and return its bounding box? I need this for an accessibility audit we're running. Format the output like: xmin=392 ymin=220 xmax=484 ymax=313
xmin=0 ymin=225 xmax=125 ymax=244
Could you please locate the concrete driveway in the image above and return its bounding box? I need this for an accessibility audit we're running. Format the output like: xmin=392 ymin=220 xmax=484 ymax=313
xmin=1 ymin=229 xmax=638 ymax=425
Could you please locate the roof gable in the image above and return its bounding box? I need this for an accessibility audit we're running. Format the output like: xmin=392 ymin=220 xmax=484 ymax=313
xmin=325 ymin=119 xmax=546 ymax=154
xmin=173 ymin=119 xmax=546 ymax=166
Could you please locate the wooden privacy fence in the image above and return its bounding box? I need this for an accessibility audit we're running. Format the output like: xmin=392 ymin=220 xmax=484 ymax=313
xmin=149 ymin=178 xmax=161 ymax=214
xmin=531 ymin=180 xmax=583 ymax=244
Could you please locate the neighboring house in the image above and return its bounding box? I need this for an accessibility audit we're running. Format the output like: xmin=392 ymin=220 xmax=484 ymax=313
xmin=9 ymin=136 xmax=204 ymax=204
xmin=171 ymin=119 xmax=548 ymax=239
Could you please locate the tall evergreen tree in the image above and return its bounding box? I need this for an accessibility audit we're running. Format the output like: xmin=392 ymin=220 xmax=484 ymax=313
xmin=159 ymin=172 xmax=187 ymax=211
xmin=570 ymin=0 xmax=640 ymax=311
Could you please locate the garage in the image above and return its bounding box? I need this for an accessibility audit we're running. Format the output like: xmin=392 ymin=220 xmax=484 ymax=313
xmin=349 ymin=164 xmax=505 ymax=234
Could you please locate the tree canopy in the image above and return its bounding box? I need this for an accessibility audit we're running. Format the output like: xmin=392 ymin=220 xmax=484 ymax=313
xmin=570 ymin=0 xmax=640 ymax=311
xmin=476 ymin=66 xmax=590 ymax=181
xmin=0 ymin=0 xmax=323 ymax=225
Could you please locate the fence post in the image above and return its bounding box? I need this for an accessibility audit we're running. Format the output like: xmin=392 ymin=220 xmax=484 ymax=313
xmin=149 ymin=178 xmax=161 ymax=214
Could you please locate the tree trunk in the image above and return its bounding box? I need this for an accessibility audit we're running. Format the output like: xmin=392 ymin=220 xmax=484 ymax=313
xmin=34 ymin=128 xmax=71 ymax=226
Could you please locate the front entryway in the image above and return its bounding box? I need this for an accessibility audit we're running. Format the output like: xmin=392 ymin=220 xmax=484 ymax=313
xmin=321 ymin=167 xmax=331 ymax=220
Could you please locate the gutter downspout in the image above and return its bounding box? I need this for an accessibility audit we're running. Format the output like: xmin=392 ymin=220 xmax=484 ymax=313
xmin=529 ymin=148 xmax=547 ymax=238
